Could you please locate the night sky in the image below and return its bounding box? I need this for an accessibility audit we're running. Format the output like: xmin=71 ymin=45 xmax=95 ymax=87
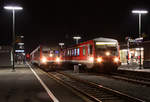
xmin=0 ymin=0 xmax=150 ymax=53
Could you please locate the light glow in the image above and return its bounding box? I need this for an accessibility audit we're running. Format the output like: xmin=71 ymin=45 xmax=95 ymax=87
xmin=56 ymin=57 xmax=60 ymax=62
xmin=4 ymin=6 xmax=23 ymax=10
xmin=132 ymin=10 xmax=148 ymax=14
xmin=59 ymin=43 xmax=64 ymax=46
xmin=96 ymin=42 xmax=116 ymax=45
xmin=73 ymin=36 xmax=81 ymax=40
xmin=49 ymin=54 xmax=53 ymax=57
xmin=41 ymin=57 xmax=47 ymax=63
xmin=88 ymin=57 xmax=94 ymax=62
xmin=106 ymin=52 xmax=110 ymax=56
xmin=97 ymin=57 xmax=102 ymax=63
xmin=114 ymin=57 xmax=119 ymax=63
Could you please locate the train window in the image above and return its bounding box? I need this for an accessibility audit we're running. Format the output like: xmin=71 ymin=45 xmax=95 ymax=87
xmin=77 ymin=48 xmax=80 ymax=56
xmin=42 ymin=50 xmax=49 ymax=53
xmin=89 ymin=45 xmax=93 ymax=54
xmin=74 ymin=49 xmax=76 ymax=56
xmin=65 ymin=50 xmax=68 ymax=56
xmin=70 ymin=50 xmax=72 ymax=56
xmin=83 ymin=47 xmax=86 ymax=56
xmin=67 ymin=50 xmax=70 ymax=56
xmin=72 ymin=49 xmax=74 ymax=56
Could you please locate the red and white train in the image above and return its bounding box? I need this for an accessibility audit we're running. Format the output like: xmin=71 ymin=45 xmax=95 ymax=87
xmin=30 ymin=37 xmax=121 ymax=72
xmin=30 ymin=45 xmax=61 ymax=70
xmin=61 ymin=37 xmax=121 ymax=72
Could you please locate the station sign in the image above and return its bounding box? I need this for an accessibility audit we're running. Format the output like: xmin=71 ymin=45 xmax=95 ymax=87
xmin=135 ymin=37 xmax=143 ymax=43
xmin=15 ymin=50 xmax=24 ymax=53
xmin=128 ymin=39 xmax=135 ymax=42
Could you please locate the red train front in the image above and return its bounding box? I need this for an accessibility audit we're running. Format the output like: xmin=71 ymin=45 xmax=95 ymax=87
xmin=30 ymin=45 xmax=61 ymax=71
xmin=61 ymin=37 xmax=121 ymax=72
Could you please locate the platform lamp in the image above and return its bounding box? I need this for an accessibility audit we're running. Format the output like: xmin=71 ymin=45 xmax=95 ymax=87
xmin=4 ymin=6 xmax=23 ymax=71
xmin=73 ymin=36 xmax=81 ymax=44
xmin=132 ymin=10 xmax=148 ymax=69
xmin=59 ymin=43 xmax=64 ymax=49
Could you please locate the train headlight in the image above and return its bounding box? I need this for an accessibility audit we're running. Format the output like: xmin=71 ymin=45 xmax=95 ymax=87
xmin=114 ymin=57 xmax=119 ymax=63
xmin=49 ymin=54 xmax=53 ymax=57
xmin=56 ymin=57 xmax=60 ymax=62
xmin=41 ymin=57 xmax=47 ymax=63
xmin=97 ymin=57 xmax=102 ymax=63
xmin=106 ymin=52 xmax=110 ymax=56
xmin=88 ymin=57 xmax=94 ymax=62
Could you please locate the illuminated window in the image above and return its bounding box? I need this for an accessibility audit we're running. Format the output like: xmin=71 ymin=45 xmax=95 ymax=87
xmin=88 ymin=45 xmax=93 ymax=55
xmin=70 ymin=50 xmax=72 ymax=56
xmin=72 ymin=49 xmax=74 ymax=56
xmin=68 ymin=50 xmax=70 ymax=56
xmin=77 ymin=48 xmax=80 ymax=56
xmin=83 ymin=47 xmax=86 ymax=56
xmin=74 ymin=49 xmax=76 ymax=56
xmin=90 ymin=45 xmax=93 ymax=54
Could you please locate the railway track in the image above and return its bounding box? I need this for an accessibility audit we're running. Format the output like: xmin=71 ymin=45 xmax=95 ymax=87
xmin=45 ymin=70 xmax=145 ymax=102
xmin=109 ymin=72 xmax=150 ymax=87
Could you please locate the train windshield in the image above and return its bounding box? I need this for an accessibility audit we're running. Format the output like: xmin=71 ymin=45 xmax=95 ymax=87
xmin=42 ymin=50 xmax=59 ymax=57
xmin=42 ymin=50 xmax=50 ymax=56
xmin=95 ymin=42 xmax=118 ymax=56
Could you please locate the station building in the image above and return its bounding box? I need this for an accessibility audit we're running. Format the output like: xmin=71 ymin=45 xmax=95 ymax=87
xmin=119 ymin=40 xmax=150 ymax=69
xmin=15 ymin=35 xmax=25 ymax=64
xmin=119 ymin=42 xmax=144 ymax=66
xmin=143 ymin=41 xmax=150 ymax=68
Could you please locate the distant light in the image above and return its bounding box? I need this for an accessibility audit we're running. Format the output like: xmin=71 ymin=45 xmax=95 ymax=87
xmin=73 ymin=36 xmax=81 ymax=40
xmin=106 ymin=52 xmax=110 ymax=56
xmin=56 ymin=57 xmax=60 ymax=62
xmin=55 ymin=50 xmax=59 ymax=54
xmin=41 ymin=57 xmax=47 ymax=63
xmin=132 ymin=10 xmax=148 ymax=14
xmin=18 ymin=43 xmax=24 ymax=45
xmin=59 ymin=43 xmax=64 ymax=46
xmin=49 ymin=54 xmax=53 ymax=57
xmin=114 ymin=57 xmax=119 ymax=63
xmin=97 ymin=57 xmax=102 ymax=63
xmin=88 ymin=57 xmax=94 ymax=62
xmin=4 ymin=6 xmax=23 ymax=10
xmin=20 ymin=36 xmax=24 ymax=38
xmin=15 ymin=50 xmax=24 ymax=52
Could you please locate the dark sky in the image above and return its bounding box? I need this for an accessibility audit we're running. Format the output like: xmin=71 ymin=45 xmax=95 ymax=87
xmin=0 ymin=0 xmax=150 ymax=52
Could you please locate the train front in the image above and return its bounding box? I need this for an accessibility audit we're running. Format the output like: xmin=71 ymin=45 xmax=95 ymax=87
xmin=40 ymin=48 xmax=62 ymax=70
xmin=93 ymin=40 xmax=121 ymax=72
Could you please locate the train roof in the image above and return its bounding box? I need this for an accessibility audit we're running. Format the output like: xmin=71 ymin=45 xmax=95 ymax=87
xmin=93 ymin=37 xmax=118 ymax=42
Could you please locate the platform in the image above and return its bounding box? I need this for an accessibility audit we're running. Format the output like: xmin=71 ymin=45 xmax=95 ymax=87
xmin=119 ymin=64 xmax=150 ymax=73
xmin=0 ymin=63 xmax=91 ymax=102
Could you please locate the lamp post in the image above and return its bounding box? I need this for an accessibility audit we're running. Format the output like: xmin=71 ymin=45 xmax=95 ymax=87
xmin=59 ymin=43 xmax=64 ymax=49
xmin=132 ymin=10 xmax=148 ymax=69
xmin=4 ymin=6 xmax=23 ymax=71
xmin=73 ymin=36 xmax=81 ymax=44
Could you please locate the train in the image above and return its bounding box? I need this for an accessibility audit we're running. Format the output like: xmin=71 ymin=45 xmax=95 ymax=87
xmin=61 ymin=37 xmax=121 ymax=72
xmin=30 ymin=45 xmax=61 ymax=71
xmin=30 ymin=37 xmax=121 ymax=72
